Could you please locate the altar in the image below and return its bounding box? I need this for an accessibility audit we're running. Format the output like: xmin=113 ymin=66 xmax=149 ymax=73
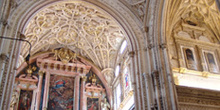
xmin=10 ymin=48 xmax=111 ymax=110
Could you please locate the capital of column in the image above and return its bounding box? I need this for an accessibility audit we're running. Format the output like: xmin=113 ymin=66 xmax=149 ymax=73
xmin=129 ymin=51 xmax=135 ymax=57
xmin=38 ymin=70 xmax=45 ymax=76
xmin=81 ymin=76 xmax=87 ymax=81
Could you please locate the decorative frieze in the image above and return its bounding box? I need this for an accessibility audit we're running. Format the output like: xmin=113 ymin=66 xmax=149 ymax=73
xmin=36 ymin=54 xmax=91 ymax=76
xmin=177 ymin=86 xmax=220 ymax=108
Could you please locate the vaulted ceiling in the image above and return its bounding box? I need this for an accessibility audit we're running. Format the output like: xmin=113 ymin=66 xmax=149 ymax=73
xmin=166 ymin=0 xmax=220 ymax=42
xmin=21 ymin=1 xmax=125 ymax=71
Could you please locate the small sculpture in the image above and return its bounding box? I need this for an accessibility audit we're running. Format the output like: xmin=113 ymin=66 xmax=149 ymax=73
xmin=101 ymin=98 xmax=110 ymax=110
xmin=89 ymin=73 xmax=97 ymax=85
xmin=53 ymin=48 xmax=77 ymax=64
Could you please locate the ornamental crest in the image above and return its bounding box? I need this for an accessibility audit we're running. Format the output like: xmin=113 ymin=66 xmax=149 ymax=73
xmin=53 ymin=48 xmax=77 ymax=64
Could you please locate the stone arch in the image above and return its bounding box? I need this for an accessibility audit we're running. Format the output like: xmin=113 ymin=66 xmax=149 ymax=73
xmin=4 ymin=0 xmax=146 ymax=109
xmin=8 ymin=0 xmax=144 ymax=52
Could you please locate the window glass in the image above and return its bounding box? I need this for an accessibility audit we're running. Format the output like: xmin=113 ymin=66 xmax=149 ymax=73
xmin=116 ymin=84 xmax=121 ymax=109
xmin=124 ymin=67 xmax=130 ymax=90
xmin=115 ymin=65 xmax=120 ymax=76
xmin=120 ymin=40 xmax=127 ymax=54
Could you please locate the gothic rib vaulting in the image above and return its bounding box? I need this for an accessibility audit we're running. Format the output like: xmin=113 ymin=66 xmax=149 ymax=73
xmin=0 ymin=0 xmax=220 ymax=110
xmin=16 ymin=1 xmax=127 ymax=110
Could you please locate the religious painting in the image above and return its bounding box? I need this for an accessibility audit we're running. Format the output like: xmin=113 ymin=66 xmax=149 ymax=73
xmin=48 ymin=74 xmax=75 ymax=110
xmin=183 ymin=48 xmax=197 ymax=70
xmin=204 ymin=52 xmax=218 ymax=73
xmin=17 ymin=90 xmax=33 ymax=110
xmin=87 ymin=98 xmax=99 ymax=110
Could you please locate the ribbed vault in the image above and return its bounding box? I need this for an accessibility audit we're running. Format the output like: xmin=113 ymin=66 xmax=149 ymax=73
xmin=20 ymin=1 xmax=125 ymax=73
xmin=166 ymin=0 xmax=220 ymax=42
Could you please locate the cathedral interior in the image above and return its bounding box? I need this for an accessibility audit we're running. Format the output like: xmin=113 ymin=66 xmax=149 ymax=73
xmin=0 ymin=0 xmax=220 ymax=110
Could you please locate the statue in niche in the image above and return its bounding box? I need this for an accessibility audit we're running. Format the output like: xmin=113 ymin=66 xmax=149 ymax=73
xmin=101 ymin=98 xmax=110 ymax=110
xmin=205 ymin=52 xmax=218 ymax=73
xmin=184 ymin=48 xmax=197 ymax=70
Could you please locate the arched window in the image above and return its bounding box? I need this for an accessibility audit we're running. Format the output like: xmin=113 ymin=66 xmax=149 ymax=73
xmin=113 ymin=40 xmax=134 ymax=110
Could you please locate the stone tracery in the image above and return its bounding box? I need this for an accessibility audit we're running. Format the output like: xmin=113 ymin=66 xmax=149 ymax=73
xmin=22 ymin=2 xmax=125 ymax=70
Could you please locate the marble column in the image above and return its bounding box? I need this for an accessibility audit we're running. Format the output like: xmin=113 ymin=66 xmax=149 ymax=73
xmin=42 ymin=71 xmax=50 ymax=110
xmin=74 ymin=76 xmax=80 ymax=110
xmin=80 ymin=76 xmax=87 ymax=110
xmin=35 ymin=70 xmax=44 ymax=110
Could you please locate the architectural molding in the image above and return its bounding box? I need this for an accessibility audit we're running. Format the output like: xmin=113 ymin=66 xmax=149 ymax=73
xmin=177 ymin=86 xmax=220 ymax=109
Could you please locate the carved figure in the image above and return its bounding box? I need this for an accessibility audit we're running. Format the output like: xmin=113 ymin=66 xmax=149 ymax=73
xmin=53 ymin=48 xmax=77 ymax=64
xmin=89 ymin=74 xmax=97 ymax=85
xmin=101 ymin=98 xmax=110 ymax=110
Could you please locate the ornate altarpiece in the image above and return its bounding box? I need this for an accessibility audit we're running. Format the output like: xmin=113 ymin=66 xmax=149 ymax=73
xmin=10 ymin=48 xmax=111 ymax=110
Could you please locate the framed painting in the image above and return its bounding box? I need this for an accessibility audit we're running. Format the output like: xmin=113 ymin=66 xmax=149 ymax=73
xmin=87 ymin=98 xmax=99 ymax=110
xmin=48 ymin=74 xmax=75 ymax=110
xmin=17 ymin=90 xmax=33 ymax=110
xmin=204 ymin=51 xmax=219 ymax=73
xmin=182 ymin=47 xmax=197 ymax=70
